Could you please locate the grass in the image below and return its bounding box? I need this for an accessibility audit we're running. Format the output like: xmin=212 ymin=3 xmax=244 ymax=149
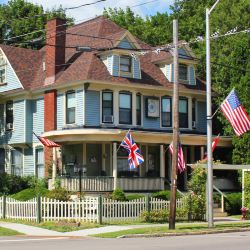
xmin=0 ymin=219 xmax=101 ymax=232
xmin=0 ymin=227 xmax=23 ymax=236
xmin=91 ymin=222 xmax=250 ymax=238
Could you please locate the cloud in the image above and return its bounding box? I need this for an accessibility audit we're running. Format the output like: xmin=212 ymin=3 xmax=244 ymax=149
xmin=27 ymin=0 xmax=174 ymax=23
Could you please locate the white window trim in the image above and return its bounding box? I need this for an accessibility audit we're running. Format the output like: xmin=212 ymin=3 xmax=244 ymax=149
xmin=100 ymin=90 xmax=115 ymax=126
xmin=64 ymin=90 xmax=76 ymax=126
xmin=160 ymin=96 xmax=173 ymax=129
xmin=5 ymin=100 xmax=14 ymax=132
xmin=118 ymin=91 xmax=133 ymax=126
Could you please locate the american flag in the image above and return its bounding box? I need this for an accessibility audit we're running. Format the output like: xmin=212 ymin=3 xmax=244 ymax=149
xmin=33 ymin=132 xmax=60 ymax=148
xmin=203 ymin=135 xmax=220 ymax=160
xmin=121 ymin=131 xmax=144 ymax=170
xmin=169 ymin=142 xmax=186 ymax=173
xmin=221 ymin=89 xmax=250 ymax=136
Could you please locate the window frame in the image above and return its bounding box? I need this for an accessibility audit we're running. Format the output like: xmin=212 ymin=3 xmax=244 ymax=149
xmin=102 ymin=91 xmax=114 ymax=124
xmin=120 ymin=55 xmax=132 ymax=73
xmin=119 ymin=92 xmax=132 ymax=125
xmin=0 ymin=54 xmax=6 ymax=84
xmin=11 ymin=148 xmax=23 ymax=176
xmin=179 ymin=63 xmax=189 ymax=82
xmin=65 ymin=90 xmax=76 ymax=124
xmin=179 ymin=97 xmax=189 ymax=128
xmin=5 ymin=100 xmax=13 ymax=131
xmin=161 ymin=96 xmax=172 ymax=128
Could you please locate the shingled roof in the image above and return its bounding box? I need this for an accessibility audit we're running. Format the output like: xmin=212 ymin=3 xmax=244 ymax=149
xmin=0 ymin=16 xmax=206 ymax=93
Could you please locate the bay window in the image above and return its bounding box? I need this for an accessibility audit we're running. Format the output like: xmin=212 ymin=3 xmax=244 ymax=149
xmin=102 ymin=91 xmax=113 ymax=123
xmin=66 ymin=91 xmax=76 ymax=124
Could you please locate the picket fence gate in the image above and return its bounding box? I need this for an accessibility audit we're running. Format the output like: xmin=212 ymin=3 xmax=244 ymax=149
xmin=0 ymin=196 xmax=187 ymax=223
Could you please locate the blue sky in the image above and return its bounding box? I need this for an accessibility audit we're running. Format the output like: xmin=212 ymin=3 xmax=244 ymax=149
xmin=0 ymin=0 xmax=174 ymax=23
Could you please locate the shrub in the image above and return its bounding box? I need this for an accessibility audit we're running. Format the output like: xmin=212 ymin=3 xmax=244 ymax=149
xmin=111 ymin=188 xmax=127 ymax=201
xmin=46 ymin=187 xmax=70 ymax=201
xmin=11 ymin=187 xmax=49 ymax=201
xmin=152 ymin=190 xmax=182 ymax=200
xmin=225 ymin=192 xmax=242 ymax=215
xmin=0 ymin=173 xmax=30 ymax=195
xmin=126 ymin=194 xmax=145 ymax=200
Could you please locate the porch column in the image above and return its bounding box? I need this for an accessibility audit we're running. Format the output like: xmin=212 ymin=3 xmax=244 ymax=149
xmin=52 ymin=147 xmax=57 ymax=189
xmin=102 ymin=144 xmax=106 ymax=173
xmin=113 ymin=142 xmax=118 ymax=189
xmin=200 ymin=146 xmax=205 ymax=160
xmin=160 ymin=145 xmax=165 ymax=190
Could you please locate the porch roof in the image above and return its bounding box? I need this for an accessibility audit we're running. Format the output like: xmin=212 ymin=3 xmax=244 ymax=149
xmin=42 ymin=128 xmax=232 ymax=147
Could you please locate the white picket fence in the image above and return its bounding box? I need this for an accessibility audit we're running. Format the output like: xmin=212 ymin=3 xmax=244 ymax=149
xmin=0 ymin=196 xmax=187 ymax=223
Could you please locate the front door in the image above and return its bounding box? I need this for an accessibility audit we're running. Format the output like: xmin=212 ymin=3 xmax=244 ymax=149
xmin=86 ymin=144 xmax=102 ymax=176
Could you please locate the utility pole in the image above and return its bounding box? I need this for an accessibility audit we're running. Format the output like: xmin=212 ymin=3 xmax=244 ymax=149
xmin=206 ymin=0 xmax=221 ymax=228
xmin=169 ymin=19 xmax=179 ymax=230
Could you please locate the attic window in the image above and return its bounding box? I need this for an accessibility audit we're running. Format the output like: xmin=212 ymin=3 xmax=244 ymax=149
xmin=120 ymin=56 xmax=132 ymax=73
xmin=0 ymin=54 xmax=6 ymax=84
xmin=179 ymin=64 xmax=188 ymax=81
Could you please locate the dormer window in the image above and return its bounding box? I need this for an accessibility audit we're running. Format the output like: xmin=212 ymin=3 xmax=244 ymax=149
xmin=120 ymin=56 xmax=132 ymax=73
xmin=179 ymin=64 xmax=188 ymax=81
xmin=0 ymin=54 xmax=6 ymax=84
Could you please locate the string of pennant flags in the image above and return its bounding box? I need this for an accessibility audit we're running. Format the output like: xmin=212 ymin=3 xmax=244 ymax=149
xmin=130 ymin=27 xmax=250 ymax=60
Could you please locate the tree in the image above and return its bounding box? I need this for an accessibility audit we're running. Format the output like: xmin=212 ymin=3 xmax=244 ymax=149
xmin=0 ymin=0 xmax=73 ymax=49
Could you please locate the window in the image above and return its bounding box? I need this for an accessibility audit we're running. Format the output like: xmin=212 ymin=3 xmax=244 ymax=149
xmin=66 ymin=91 xmax=76 ymax=124
xmin=161 ymin=97 xmax=172 ymax=127
xmin=119 ymin=92 xmax=132 ymax=124
xmin=120 ymin=56 xmax=132 ymax=73
xmin=179 ymin=98 xmax=188 ymax=128
xmin=36 ymin=148 xmax=44 ymax=178
xmin=6 ymin=101 xmax=13 ymax=131
xmin=102 ymin=91 xmax=113 ymax=123
xmin=136 ymin=94 xmax=141 ymax=125
xmin=192 ymin=98 xmax=196 ymax=128
xmin=0 ymin=67 xmax=5 ymax=83
xmin=11 ymin=148 xmax=23 ymax=176
xmin=179 ymin=64 xmax=188 ymax=81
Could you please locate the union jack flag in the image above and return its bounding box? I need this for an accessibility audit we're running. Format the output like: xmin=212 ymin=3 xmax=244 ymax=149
xmin=33 ymin=132 xmax=60 ymax=148
xmin=169 ymin=142 xmax=186 ymax=173
xmin=121 ymin=131 xmax=144 ymax=170
xmin=221 ymin=89 xmax=250 ymax=136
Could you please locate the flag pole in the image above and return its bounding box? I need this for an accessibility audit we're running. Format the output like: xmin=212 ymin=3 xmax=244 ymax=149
xmin=116 ymin=129 xmax=131 ymax=152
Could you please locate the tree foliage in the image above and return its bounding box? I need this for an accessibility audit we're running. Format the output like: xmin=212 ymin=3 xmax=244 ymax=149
xmin=104 ymin=0 xmax=250 ymax=164
xmin=0 ymin=0 xmax=73 ymax=48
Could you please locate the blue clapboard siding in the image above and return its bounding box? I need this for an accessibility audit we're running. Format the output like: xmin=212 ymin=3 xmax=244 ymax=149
xmin=178 ymin=48 xmax=190 ymax=59
xmin=165 ymin=64 xmax=172 ymax=82
xmin=7 ymin=100 xmax=25 ymax=144
xmin=0 ymin=61 xmax=23 ymax=93
xmin=23 ymin=148 xmax=34 ymax=176
xmin=196 ymin=101 xmax=206 ymax=133
xmin=85 ymin=90 xmax=100 ymax=126
xmin=132 ymin=58 xmax=141 ymax=79
xmin=33 ymin=98 xmax=44 ymax=143
xmin=143 ymin=97 xmax=161 ymax=130
xmin=112 ymin=55 xmax=120 ymax=76
xmin=117 ymin=37 xmax=134 ymax=49
xmin=107 ymin=55 xmax=113 ymax=74
xmin=189 ymin=65 xmax=196 ymax=85
xmin=57 ymin=93 xmax=64 ymax=130
xmin=25 ymin=100 xmax=33 ymax=143
xmin=76 ymin=89 xmax=84 ymax=126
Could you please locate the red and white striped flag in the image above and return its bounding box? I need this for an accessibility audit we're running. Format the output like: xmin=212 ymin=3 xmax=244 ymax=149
xmin=33 ymin=132 xmax=60 ymax=148
xmin=221 ymin=89 xmax=250 ymax=136
xmin=169 ymin=142 xmax=186 ymax=173
xmin=203 ymin=134 xmax=220 ymax=160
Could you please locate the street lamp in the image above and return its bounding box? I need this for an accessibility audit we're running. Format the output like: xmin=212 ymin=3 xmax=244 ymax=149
xmin=74 ymin=164 xmax=87 ymax=200
xmin=206 ymin=0 xmax=221 ymax=228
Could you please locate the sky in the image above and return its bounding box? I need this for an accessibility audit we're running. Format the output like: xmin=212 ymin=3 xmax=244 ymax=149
xmin=0 ymin=0 xmax=174 ymax=23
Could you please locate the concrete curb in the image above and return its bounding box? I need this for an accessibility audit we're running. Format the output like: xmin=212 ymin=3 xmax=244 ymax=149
xmin=118 ymin=228 xmax=250 ymax=238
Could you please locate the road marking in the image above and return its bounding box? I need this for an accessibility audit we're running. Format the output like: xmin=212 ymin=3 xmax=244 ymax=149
xmin=0 ymin=237 xmax=70 ymax=243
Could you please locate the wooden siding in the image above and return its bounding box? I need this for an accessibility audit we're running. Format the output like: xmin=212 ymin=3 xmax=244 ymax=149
xmin=117 ymin=37 xmax=134 ymax=49
xmin=33 ymin=98 xmax=44 ymax=143
xmin=25 ymin=100 xmax=33 ymax=143
xmin=112 ymin=55 xmax=120 ymax=76
xmin=165 ymin=64 xmax=171 ymax=81
xmin=132 ymin=58 xmax=141 ymax=79
xmin=23 ymin=148 xmax=34 ymax=176
xmin=85 ymin=90 xmax=100 ymax=126
xmin=189 ymin=65 xmax=196 ymax=85
xmin=76 ymin=89 xmax=84 ymax=126
xmin=0 ymin=61 xmax=23 ymax=93
xmin=56 ymin=93 xmax=64 ymax=130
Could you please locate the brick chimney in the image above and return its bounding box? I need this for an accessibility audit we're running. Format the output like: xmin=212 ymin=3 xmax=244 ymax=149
xmin=45 ymin=18 xmax=66 ymax=84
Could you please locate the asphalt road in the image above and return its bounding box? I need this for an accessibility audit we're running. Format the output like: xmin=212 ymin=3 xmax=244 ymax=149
xmin=1 ymin=231 xmax=250 ymax=250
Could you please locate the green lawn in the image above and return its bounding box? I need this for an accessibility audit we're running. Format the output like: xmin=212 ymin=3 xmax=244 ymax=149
xmin=91 ymin=222 xmax=250 ymax=238
xmin=0 ymin=227 xmax=23 ymax=236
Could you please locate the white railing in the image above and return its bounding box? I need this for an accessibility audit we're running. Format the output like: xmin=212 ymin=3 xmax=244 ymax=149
xmin=0 ymin=196 xmax=187 ymax=222
xmin=5 ymin=197 xmax=37 ymax=221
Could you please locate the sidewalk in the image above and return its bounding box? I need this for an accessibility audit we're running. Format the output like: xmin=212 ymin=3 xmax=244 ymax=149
xmin=0 ymin=217 xmax=247 ymax=237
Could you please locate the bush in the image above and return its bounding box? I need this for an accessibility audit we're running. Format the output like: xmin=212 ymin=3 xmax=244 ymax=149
xmin=152 ymin=190 xmax=182 ymax=200
xmin=111 ymin=188 xmax=127 ymax=201
xmin=11 ymin=187 xmax=49 ymax=201
xmin=0 ymin=173 xmax=30 ymax=195
xmin=126 ymin=194 xmax=145 ymax=200
xmin=225 ymin=192 xmax=242 ymax=215
xmin=46 ymin=187 xmax=70 ymax=201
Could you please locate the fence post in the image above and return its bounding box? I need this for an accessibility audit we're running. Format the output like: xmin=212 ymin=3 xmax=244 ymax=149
xmin=2 ymin=195 xmax=6 ymax=219
xmin=146 ymin=194 xmax=150 ymax=213
xmin=98 ymin=195 xmax=102 ymax=224
xmin=37 ymin=196 xmax=41 ymax=223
